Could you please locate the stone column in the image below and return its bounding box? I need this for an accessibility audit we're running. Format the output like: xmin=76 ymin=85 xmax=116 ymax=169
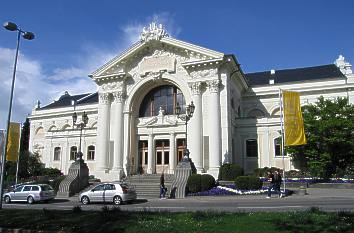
xmin=169 ymin=132 xmax=176 ymax=174
xmin=112 ymin=91 xmax=125 ymax=178
xmin=189 ymin=82 xmax=203 ymax=172
xmin=207 ymin=79 xmax=221 ymax=176
xmin=147 ymin=133 xmax=154 ymax=174
xmin=96 ymin=92 xmax=111 ymax=171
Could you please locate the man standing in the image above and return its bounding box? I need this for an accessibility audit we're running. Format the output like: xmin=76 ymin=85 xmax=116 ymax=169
xmin=274 ymin=170 xmax=283 ymax=198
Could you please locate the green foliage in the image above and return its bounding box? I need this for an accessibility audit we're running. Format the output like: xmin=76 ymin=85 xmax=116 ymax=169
xmin=200 ymin=174 xmax=216 ymax=192
xmin=253 ymin=167 xmax=282 ymax=177
xmin=235 ymin=176 xmax=263 ymax=190
xmin=187 ymin=174 xmax=201 ymax=193
xmin=287 ymin=97 xmax=354 ymax=179
xmin=218 ymin=163 xmax=243 ymax=180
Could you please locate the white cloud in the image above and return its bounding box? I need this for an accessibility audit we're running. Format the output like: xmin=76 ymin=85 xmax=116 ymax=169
xmin=0 ymin=12 xmax=180 ymax=129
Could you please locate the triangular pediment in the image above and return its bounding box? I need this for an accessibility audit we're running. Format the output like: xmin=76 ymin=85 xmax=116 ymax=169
xmin=90 ymin=23 xmax=224 ymax=80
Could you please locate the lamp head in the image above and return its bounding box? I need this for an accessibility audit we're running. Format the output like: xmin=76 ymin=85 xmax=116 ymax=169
xmin=3 ymin=22 xmax=18 ymax=31
xmin=82 ymin=111 xmax=89 ymax=125
xmin=23 ymin=31 xmax=35 ymax=40
xmin=72 ymin=112 xmax=77 ymax=124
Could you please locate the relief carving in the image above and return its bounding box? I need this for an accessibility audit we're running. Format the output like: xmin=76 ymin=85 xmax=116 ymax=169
xmin=112 ymin=91 xmax=126 ymax=103
xmin=190 ymin=82 xmax=202 ymax=95
xmin=140 ymin=22 xmax=169 ymax=42
xmin=206 ymin=79 xmax=220 ymax=93
xmin=190 ymin=68 xmax=218 ymax=80
xmin=99 ymin=93 xmax=110 ymax=104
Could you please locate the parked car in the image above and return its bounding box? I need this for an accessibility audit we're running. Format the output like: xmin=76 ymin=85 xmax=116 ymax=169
xmin=3 ymin=184 xmax=56 ymax=204
xmin=79 ymin=182 xmax=137 ymax=205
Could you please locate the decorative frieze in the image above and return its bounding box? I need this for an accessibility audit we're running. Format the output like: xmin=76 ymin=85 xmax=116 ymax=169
xmin=99 ymin=81 xmax=125 ymax=92
xmin=207 ymin=79 xmax=220 ymax=93
xmin=190 ymin=68 xmax=218 ymax=80
xmin=99 ymin=93 xmax=110 ymax=105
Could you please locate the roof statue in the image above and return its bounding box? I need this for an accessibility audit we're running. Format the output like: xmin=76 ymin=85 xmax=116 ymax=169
xmin=140 ymin=22 xmax=169 ymax=43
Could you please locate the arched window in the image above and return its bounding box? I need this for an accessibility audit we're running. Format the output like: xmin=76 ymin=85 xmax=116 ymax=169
xmin=70 ymin=146 xmax=77 ymax=160
xmin=246 ymin=139 xmax=258 ymax=157
xmin=87 ymin=145 xmax=95 ymax=160
xmin=274 ymin=137 xmax=282 ymax=157
xmin=139 ymin=85 xmax=185 ymax=117
xmin=53 ymin=147 xmax=61 ymax=161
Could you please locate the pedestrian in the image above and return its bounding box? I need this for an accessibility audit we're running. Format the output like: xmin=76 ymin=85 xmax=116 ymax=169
xmin=160 ymin=173 xmax=167 ymax=199
xmin=274 ymin=170 xmax=283 ymax=198
xmin=266 ymin=171 xmax=275 ymax=198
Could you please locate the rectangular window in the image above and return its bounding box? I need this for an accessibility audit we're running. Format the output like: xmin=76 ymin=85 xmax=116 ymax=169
xmin=274 ymin=138 xmax=282 ymax=157
xmin=246 ymin=139 xmax=258 ymax=157
xmin=157 ymin=151 xmax=162 ymax=165
xmin=164 ymin=152 xmax=169 ymax=164
xmin=54 ymin=147 xmax=61 ymax=161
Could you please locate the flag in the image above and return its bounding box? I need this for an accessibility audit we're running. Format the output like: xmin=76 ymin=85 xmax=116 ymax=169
xmin=0 ymin=130 xmax=5 ymax=161
xmin=283 ymin=91 xmax=307 ymax=146
xmin=6 ymin=122 xmax=21 ymax=161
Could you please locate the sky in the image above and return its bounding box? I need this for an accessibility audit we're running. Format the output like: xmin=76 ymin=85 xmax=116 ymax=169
xmin=0 ymin=0 xmax=354 ymax=129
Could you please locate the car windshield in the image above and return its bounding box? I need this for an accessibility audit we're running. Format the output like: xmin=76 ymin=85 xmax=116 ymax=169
xmin=40 ymin=185 xmax=53 ymax=191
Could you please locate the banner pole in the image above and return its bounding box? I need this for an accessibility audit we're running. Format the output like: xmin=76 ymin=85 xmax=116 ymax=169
xmin=15 ymin=123 xmax=22 ymax=186
xmin=279 ymin=89 xmax=286 ymax=193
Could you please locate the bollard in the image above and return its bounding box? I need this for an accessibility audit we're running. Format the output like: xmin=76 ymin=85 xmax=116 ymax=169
xmin=298 ymin=185 xmax=307 ymax=195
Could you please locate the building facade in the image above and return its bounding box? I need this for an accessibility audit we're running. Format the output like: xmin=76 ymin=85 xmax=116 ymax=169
xmin=28 ymin=23 xmax=354 ymax=181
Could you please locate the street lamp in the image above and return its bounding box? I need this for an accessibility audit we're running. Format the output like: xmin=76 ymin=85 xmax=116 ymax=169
xmin=0 ymin=22 xmax=35 ymax=210
xmin=72 ymin=111 xmax=88 ymax=191
xmin=175 ymin=101 xmax=195 ymax=161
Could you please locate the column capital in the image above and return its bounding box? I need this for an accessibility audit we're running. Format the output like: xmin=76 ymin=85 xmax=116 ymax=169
xmin=189 ymin=81 xmax=202 ymax=95
xmin=206 ymin=79 xmax=220 ymax=93
xmin=99 ymin=92 xmax=110 ymax=104
xmin=112 ymin=91 xmax=126 ymax=103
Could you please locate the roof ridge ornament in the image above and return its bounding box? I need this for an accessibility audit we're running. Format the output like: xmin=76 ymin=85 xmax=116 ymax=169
xmin=335 ymin=54 xmax=352 ymax=75
xmin=140 ymin=22 xmax=169 ymax=43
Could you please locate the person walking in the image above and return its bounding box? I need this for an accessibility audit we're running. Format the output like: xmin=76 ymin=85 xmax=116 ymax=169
xmin=266 ymin=171 xmax=275 ymax=198
xmin=274 ymin=170 xmax=283 ymax=198
xmin=160 ymin=173 xmax=167 ymax=199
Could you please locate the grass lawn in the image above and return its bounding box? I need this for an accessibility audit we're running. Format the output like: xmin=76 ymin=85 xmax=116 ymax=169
xmin=0 ymin=207 xmax=353 ymax=233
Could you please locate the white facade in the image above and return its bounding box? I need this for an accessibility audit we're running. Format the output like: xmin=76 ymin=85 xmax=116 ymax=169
xmin=29 ymin=23 xmax=354 ymax=181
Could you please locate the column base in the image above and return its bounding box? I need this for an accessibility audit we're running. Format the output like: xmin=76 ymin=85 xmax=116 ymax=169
xmin=207 ymin=167 xmax=220 ymax=179
xmin=95 ymin=169 xmax=124 ymax=182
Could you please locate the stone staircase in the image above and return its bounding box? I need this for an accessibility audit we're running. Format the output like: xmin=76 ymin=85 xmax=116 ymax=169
xmin=126 ymin=174 xmax=175 ymax=199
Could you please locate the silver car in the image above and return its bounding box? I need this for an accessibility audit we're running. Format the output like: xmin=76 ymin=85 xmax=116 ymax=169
xmin=79 ymin=182 xmax=137 ymax=205
xmin=3 ymin=184 xmax=56 ymax=204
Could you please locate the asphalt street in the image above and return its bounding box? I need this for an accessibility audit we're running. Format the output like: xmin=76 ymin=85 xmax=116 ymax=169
xmin=3 ymin=188 xmax=354 ymax=212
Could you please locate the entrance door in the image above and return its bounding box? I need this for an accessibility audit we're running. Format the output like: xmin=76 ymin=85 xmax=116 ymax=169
xmin=177 ymin=138 xmax=186 ymax=163
xmin=138 ymin=140 xmax=148 ymax=174
xmin=155 ymin=140 xmax=169 ymax=173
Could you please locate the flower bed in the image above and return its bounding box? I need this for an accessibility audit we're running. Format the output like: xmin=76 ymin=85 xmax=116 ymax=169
xmin=260 ymin=177 xmax=354 ymax=184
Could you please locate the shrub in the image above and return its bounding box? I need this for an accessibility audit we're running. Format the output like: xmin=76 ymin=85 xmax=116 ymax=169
xmin=218 ymin=164 xmax=243 ymax=181
xmin=248 ymin=176 xmax=263 ymax=190
xmin=200 ymin=174 xmax=215 ymax=191
xmin=235 ymin=176 xmax=263 ymax=190
xmin=41 ymin=167 xmax=62 ymax=177
xmin=187 ymin=174 xmax=202 ymax=193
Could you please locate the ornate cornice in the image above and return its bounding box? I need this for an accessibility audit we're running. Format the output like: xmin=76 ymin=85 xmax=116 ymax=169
xmin=207 ymin=79 xmax=220 ymax=93
xmin=190 ymin=68 xmax=218 ymax=80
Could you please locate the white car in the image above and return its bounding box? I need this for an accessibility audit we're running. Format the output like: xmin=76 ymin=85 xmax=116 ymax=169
xmin=3 ymin=184 xmax=56 ymax=204
xmin=79 ymin=183 xmax=137 ymax=205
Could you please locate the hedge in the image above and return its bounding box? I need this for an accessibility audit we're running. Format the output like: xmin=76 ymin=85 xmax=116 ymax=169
xmin=235 ymin=176 xmax=263 ymax=190
xmin=200 ymin=174 xmax=216 ymax=191
xmin=218 ymin=164 xmax=243 ymax=181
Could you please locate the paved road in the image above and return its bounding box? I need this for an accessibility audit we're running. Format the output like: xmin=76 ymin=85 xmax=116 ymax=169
xmin=3 ymin=188 xmax=354 ymax=212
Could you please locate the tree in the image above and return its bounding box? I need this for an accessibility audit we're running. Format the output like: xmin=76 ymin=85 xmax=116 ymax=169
xmin=288 ymin=96 xmax=354 ymax=179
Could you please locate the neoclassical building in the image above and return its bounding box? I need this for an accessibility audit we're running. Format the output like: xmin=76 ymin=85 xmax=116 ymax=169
xmin=29 ymin=23 xmax=354 ymax=181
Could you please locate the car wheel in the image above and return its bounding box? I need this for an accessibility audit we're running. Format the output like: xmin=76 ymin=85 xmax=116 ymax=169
xmin=4 ymin=196 xmax=11 ymax=204
xmin=27 ymin=196 xmax=34 ymax=204
xmin=81 ymin=196 xmax=90 ymax=205
xmin=113 ymin=195 xmax=122 ymax=205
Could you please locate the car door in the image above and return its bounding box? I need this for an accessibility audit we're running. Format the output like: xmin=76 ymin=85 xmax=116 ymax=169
xmin=90 ymin=184 xmax=104 ymax=202
xmin=19 ymin=186 xmax=31 ymax=201
xmin=103 ymin=184 xmax=116 ymax=203
xmin=11 ymin=186 xmax=24 ymax=201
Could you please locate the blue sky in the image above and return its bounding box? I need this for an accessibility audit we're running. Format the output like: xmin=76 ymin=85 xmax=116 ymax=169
xmin=1 ymin=0 xmax=354 ymax=128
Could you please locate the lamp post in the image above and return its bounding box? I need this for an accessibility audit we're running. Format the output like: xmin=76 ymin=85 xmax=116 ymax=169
xmin=175 ymin=101 xmax=195 ymax=161
xmin=0 ymin=22 xmax=35 ymax=210
xmin=72 ymin=111 xmax=88 ymax=191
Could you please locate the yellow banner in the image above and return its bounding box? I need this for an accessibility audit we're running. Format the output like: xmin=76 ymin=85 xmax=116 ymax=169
xmin=6 ymin=122 xmax=21 ymax=162
xmin=283 ymin=91 xmax=307 ymax=146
